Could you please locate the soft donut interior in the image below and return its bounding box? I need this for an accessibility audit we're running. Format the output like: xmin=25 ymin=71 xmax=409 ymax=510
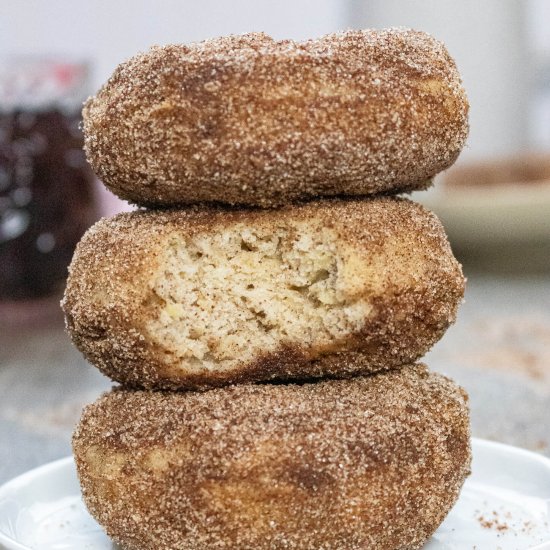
xmin=144 ymin=222 xmax=374 ymax=373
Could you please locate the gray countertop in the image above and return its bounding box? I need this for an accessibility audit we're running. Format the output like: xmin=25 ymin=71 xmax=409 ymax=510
xmin=1 ymin=273 xmax=550 ymax=484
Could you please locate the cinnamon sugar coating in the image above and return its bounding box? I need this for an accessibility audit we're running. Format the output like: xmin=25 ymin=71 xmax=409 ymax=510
xmin=83 ymin=28 xmax=468 ymax=208
xmin=62 ymin=197 xmax=465 ymax=390
xmin=73 ymin=363 xmax=471 ymax=550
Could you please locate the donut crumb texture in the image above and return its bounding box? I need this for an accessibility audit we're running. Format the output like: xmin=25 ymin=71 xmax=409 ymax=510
xmin=62 ymin=198 xmax=465 ymax=390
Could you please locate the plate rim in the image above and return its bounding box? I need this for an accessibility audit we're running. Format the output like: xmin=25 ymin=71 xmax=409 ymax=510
xmin=1 ymin=438 xmax=550 ymax=549
xmin=0 ymin=456 xmax=75 ymax=550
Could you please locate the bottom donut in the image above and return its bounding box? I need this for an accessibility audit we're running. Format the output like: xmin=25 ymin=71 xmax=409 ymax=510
xmin=73 ymin=363 xmax=471 ymax=550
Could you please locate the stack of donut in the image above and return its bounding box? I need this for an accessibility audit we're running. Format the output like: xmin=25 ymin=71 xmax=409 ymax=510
xmin=63 ymin=28 xmax=471 ymax=550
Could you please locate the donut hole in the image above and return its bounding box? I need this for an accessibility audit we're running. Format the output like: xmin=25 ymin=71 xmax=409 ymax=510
xmin=145 ymin=222 xmax=373 ymax=374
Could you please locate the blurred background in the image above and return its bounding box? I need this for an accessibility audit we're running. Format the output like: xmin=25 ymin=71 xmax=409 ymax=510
xmin=0 ymin=0 xmax=549 ymax=482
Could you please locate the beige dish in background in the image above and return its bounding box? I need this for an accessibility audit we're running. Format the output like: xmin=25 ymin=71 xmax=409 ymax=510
xmin=417 ymin=153 xmax=550 ymax=246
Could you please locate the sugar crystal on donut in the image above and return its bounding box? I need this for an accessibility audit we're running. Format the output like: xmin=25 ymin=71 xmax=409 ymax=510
xmin=73 ymin=363 xmax=471 ymax=550
xmin=83 ymin=28 xmax=468 ymax=208
xmin=62 ymin=197 xmax=465 ymax=390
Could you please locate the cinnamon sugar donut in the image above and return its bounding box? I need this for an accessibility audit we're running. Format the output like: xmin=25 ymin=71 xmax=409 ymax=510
xmin=83 ymin=29 xmax=469 ymax=208
xmin=73 ymin=363 xmax=471 ymax=550
xmin=62 ymin=197 xmax=465 ymax=390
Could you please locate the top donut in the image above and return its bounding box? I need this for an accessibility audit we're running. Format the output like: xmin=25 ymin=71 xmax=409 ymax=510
xmin=83 ymin=29 xmax=469 ymax=208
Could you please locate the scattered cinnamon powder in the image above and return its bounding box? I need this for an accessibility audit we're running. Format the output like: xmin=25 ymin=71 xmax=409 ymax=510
xmin=481 ymin=510 xmax=509 ymax=531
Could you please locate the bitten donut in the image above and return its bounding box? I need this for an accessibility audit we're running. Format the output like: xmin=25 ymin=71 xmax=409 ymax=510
xmin=62 ymin=197 xmax=465 ymax=390
xmin=83 ymin=28 xmax=469 ymax=208
xmin=73 ymin=363 xmax=471 ymax=550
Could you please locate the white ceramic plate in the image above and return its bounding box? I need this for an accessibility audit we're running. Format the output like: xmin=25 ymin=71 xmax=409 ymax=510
xmin=1 ymin=439 xmax=550 ymax=550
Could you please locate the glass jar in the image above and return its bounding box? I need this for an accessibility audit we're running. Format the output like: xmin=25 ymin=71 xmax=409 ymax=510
xmin=0 ymin=58 xmax=98 ymax=303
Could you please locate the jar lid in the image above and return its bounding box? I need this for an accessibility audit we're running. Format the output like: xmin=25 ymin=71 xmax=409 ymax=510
xmin=0 ymin=58 xmax=89 ymax=112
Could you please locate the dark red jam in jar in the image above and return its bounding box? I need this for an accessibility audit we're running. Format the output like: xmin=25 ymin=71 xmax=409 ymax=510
xmin=0 ymin=59 xmax=98 ymax=300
